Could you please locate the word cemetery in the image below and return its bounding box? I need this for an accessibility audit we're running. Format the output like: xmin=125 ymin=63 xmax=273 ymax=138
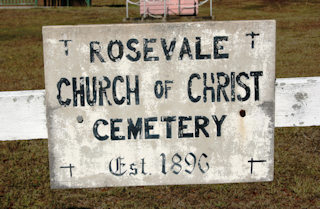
xmin=43 ymin=21 xmax=275 ymax=189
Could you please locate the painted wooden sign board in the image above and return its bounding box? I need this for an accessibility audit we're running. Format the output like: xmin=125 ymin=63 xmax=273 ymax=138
xmin=43 ymin=20 xmax=275 ymax=189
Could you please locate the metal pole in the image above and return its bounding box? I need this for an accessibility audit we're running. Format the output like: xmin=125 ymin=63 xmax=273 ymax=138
xmin=178 ymin=0 xmax=180 ymax=15
xmin=126 ymin=0 xmax=129 ymax=19
xmin=144 ymin=0 xmax=146 ymax=19
xmin=210 ymin=0 xmax=212 ymax=17
xmin=164 ymin=0 xmax=167 ymax=18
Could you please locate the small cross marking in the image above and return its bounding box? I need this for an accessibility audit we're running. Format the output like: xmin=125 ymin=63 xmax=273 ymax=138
xmin=60 ymin=163 xmax=75 ymax=177
xmin=246 ymin=32 xmax=260 ymax=49
xmin=59 ymin=40 xmax=72 ymax=56
xmin=248 ymin=158 xmax=266 ymax=174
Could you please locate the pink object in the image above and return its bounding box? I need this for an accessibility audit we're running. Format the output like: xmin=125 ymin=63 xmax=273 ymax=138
xmin=140 ymin=0 xmax=198 ymax=16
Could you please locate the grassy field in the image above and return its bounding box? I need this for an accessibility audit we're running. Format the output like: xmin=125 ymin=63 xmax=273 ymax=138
xmin=0 ymin=0 xmax=320 ymax=208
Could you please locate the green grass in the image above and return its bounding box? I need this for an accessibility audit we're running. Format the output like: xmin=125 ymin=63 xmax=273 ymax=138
xmin=0 ymin=0 xmax=320 ymax=208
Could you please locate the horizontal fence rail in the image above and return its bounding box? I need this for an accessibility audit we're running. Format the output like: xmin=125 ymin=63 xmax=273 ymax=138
xmin=0 ymin=76 xmax=319 ymax=141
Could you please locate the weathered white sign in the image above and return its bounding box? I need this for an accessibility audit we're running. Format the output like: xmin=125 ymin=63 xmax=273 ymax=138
xmin=43 ymin=20 xmax=275 ymax=189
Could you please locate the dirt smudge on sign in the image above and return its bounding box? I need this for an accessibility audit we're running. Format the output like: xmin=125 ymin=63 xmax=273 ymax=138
xmin=294 ymin=92 xmax=308 ymax=102
xmin=292 ymin=104 xmax=302 ymax=110
xmin=27 ymin=95 xmax=34 ymax=103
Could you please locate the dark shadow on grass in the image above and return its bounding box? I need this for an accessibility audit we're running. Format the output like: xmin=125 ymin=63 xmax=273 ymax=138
xmin=107 ymin=4 xmax=125 ymax=7
xmin=92 ymin=4 xmax=125 ymax=7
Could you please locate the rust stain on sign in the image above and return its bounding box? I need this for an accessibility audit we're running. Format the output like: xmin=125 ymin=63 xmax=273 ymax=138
xmin=43 ymin=20 xmax=275 ymax=189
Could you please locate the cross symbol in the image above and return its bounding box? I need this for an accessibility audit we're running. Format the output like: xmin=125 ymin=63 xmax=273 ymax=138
xmin=246 ymin=32 xmax=260 ymax=49
xmin=59 ymin=40 xmax=72 ymax=56
xmin=60 ymin=163 xmax=75 ymax=177
xmin=248 ymin=158 xmax=266 ymax=174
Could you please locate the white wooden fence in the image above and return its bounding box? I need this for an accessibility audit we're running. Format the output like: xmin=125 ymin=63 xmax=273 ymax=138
xmin=0 ymin=76 xmax=319 ymax=141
